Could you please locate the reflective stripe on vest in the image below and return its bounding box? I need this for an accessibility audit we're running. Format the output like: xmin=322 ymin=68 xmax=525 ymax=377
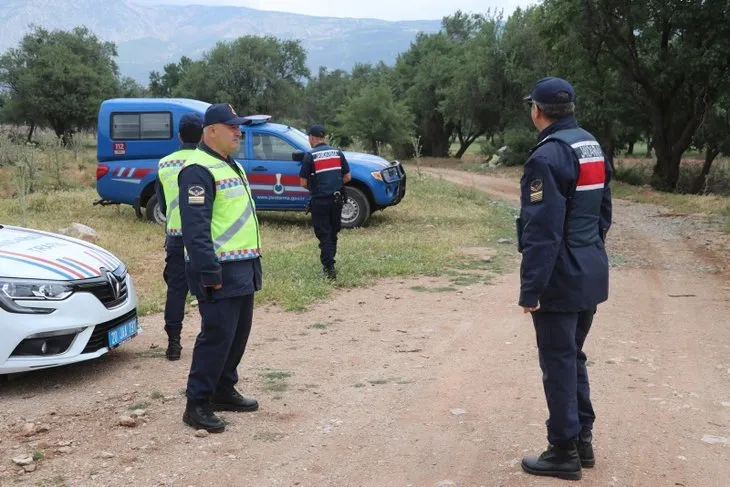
xmin=309 ymin=145 xmax=344 ymax=196
xmin=182 ymin=149 xmax=261 ymax=261
xmin=536 ymin=128 xmax=605 ymax=247
xmin=158 ymin=149 xmax=195 ymax=236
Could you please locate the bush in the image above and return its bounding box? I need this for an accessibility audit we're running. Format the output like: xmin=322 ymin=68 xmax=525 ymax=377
xmin=614 ymin=158 xmax=730 ymax=196
xmin=499 ymin=127 xmax=536 ymax=166
xmin=613 ymin=160 xmax=652 ymax=186
xmin=478 ymin=136 xmax=502 ymax=161
xmin=675 ymin=161 xmax=730 ymax=195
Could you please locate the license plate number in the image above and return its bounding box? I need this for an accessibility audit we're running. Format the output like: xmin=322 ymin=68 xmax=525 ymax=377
xmin=108 ymin=318 xmax=138 ymax=348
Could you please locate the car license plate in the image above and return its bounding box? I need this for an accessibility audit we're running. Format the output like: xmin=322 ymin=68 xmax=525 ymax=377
xmin=108 ymin=317 xmax=138 ymax=348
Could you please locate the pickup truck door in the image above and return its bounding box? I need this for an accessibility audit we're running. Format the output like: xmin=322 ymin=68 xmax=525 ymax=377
xmin=245 ymin=132 xmax=309 ymax=210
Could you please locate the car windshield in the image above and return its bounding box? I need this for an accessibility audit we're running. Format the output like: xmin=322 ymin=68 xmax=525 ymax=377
xmin=286 ymin=127 xmax=311 ymax=150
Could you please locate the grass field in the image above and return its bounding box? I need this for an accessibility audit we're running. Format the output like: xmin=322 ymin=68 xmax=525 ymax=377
xmin=0 ymin=147 xmax=518 ymax=315
xmin=2 ymin=132 xmax=727 ymax=319
xmin=418 ymin=154 xmax=730 ymax=233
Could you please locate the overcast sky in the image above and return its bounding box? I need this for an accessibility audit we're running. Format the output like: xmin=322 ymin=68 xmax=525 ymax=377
xmin=133 ymin=0 xmax=537 ymax=21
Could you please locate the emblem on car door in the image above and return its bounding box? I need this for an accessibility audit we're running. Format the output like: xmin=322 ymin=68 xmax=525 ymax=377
xmin=273 ymin=173 xmax=285 ymax=195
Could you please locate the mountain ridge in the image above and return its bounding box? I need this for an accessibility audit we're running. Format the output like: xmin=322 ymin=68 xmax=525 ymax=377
xmin=0 ymin=0 xmax=442 ymax=84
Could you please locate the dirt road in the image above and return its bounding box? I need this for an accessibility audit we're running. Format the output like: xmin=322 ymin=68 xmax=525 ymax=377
xmin=1 ymin=169 xmax=729 ymax=487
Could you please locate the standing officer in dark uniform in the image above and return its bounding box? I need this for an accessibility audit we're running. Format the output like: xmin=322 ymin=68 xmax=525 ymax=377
xmin=156 ymin=113 xmax=203 ymax=361
xmin=298 ymin=125 xmax=351 ymax=280
xmin=178 ymin=103 xmax=262 ymax=433
xmin=516 ymin=77 xmax=612 ymax=481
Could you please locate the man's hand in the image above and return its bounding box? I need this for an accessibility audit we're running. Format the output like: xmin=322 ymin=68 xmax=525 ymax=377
xmin=522 ymin=302 xmax=540 ymax=313
xmin=205 ymin=284 xmax=223 ymax=290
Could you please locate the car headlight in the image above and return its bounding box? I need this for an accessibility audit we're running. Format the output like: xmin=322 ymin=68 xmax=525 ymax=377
xmin=382 ymin=166 xmax=400 ymax=183
xmin=0 ymin=280 xmax=73 ymax=300
xmin=0 ymin=278 xmax=73 ymax=315
xmin=371 ymin=166 xmax=401 ymax=184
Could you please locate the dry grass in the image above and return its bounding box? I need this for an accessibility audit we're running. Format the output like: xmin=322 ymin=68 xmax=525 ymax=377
xmin=0 ymin=143 xmax=517 ymax=314
xmin=407 ymin=156 xmax=730 ymax=232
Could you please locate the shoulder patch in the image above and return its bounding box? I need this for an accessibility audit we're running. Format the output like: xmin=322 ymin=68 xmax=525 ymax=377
xmin=188 ymin=184 xmax=205 ymax=205
xmin=529 ymin=179 xmax=543 ymax=203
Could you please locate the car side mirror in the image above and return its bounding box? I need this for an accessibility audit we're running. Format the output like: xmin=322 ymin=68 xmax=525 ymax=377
xmin=292 ymin=150 xmax=305 ymax=162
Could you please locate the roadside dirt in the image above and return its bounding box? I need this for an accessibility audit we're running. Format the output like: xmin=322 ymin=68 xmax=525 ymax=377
xmin=1 ymin=169 xmax=729 ymax=487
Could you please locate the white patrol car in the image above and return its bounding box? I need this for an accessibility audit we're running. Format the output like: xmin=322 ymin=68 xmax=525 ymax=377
xmin=0 ymin=224 xmax=138 ymax=376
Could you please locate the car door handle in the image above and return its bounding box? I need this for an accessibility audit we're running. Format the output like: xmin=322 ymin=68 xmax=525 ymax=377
xmin=252 ymin=166 xmax=267 ymax=172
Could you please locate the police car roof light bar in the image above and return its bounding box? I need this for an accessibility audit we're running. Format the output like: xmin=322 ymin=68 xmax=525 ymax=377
xmin=241 ymin=115 xmax=272 ymax=125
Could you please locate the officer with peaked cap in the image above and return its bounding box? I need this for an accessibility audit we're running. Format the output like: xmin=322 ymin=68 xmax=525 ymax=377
xmin=178 ymin=103 xmax=262 ymax=433
xmin=516 ymin=77 xmax=613 ymax=480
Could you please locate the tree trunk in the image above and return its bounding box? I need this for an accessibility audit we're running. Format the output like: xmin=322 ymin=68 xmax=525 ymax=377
xmin=369 ymin=138 xmax=379 ymax=155
xmin=454 ymin=134 xmax=480 ymax=159
xmin=652 ymin=138 xmax=682 ymax=191
xmin=61 ymin=131 xmax=73 ymax=148
xmin=690 ymin=147 xmax=720 ymax=194
xmin=26 ymin=122 xmax=36 ymax=143
xmin=604 ymin=140 xmax=616 ymax=172
xmin=650 ymin=104 xmax=704 ymax=191
xmin=454 ymin=143 xmax=470 ymax=159
xmin=627 ymin=140 xmax=635 ymax=155
xmin=645 ymin=136 xmax=653 ymax=158
xmin=419 ymin=115 xmax=452 ymax=157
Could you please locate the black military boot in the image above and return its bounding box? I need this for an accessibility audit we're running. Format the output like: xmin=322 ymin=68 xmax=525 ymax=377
xmin=324 ymin=265 xmax=337 ymax=280
xmin=165 ymin=334 xmax=182 ymax=361
xmin=182 ymin=400 xmax=225 ymax=433
xmin=521 ymin=443 xmax=582 ymax=481
xmin=577 ymin=429 xmax=595 ymax=468
xmin=210 ymin=388 xmax=259 ymax=412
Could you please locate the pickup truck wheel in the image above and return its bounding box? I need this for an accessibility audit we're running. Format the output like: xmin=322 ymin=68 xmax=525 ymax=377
xmin=145 ymin=194 xmax=165 ymax=225
xmin=340 ymin=187 xmax=370 ymax=229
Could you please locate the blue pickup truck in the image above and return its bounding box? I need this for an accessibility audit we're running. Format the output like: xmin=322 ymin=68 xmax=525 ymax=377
xmin=94 ymin=98 xmax=406 ymax=228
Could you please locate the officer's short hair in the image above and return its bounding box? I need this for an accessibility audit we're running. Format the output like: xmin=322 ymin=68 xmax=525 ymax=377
xmin=179 ymin=113 xmax=203 ymax=144
xmin=308 ymin=124 xmax=326 ymax=138
xmin=535 ymin=91 xmax=575 ymax=120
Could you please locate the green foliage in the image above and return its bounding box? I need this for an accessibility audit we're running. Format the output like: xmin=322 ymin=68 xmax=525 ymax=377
xmin=0 ymin=25 xmax=121 ymax=144
xmin=693 ymin=95 xmax=730 ymax=157
xmin=394 ymin=31 xmax=455 ymax=157
xmin=438 ymin=11 xmax=515 ymax=158
xmin=391 ymin=11 xmax=526 ymax=159
xmin=301 ymin=67 xmax=350 ymax=125
xmin=500 ymin=7 xmax=550 ymax=97
xmin=336 ymin=84 xmax=414 ymax=154
xmin=172 ymin=36 xmax=309 ymax=116
xmin=613 ymin=161 xmax=652 ymax=187
xmin=2 ymin=6 xmax=729 ymax=197
xmin=537 ymin=2 xmax=649 ymax=162
xmin=118 ymin=76 xmax=146 ymax=98
xmin=542 ymin=0 xmax=730 ymax=190
xmin=500 ymin=127 xmax=536 ymax=166
xmin=148 ymin=56 xmax=195 ymax=97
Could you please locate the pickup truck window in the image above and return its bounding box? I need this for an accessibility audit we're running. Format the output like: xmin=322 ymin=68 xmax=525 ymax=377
xmin=111 ymin=112 xmax=172 ymax=140
xmin=233 ymin=132 xmax=247 ymax=159
xmin=252 ymin=134 xmax=297 ymax=161
xmin=287 ymin=127 xmax=312 ymax=150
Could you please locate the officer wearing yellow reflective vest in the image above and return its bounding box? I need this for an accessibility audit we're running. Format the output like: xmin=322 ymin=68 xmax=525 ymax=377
xmin=178 ymin=103 xmax=262 ymax=433
xmin=155 ymin=113 xmax=203 ymax=361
